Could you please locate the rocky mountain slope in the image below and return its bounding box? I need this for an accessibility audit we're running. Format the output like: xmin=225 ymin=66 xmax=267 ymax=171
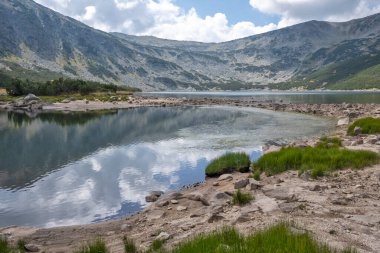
xmin=0 ymin=0 xmax=380 ymax=90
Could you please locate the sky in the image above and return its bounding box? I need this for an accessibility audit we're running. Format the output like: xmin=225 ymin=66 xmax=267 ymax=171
xmin=34 ymin=0 xmax=380 ymax=42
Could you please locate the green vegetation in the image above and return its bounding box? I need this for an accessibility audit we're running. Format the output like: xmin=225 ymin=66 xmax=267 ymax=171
xmin=253 ymin=170 xmax=261 ymax=181
xmin=74 ymin=239 xmax=107 ymax=253
xmin=5 ymin=77 xmax=140 ymax=97
xmin=347 ymin=117 xmax=380 ymax=135
xmin=254 ymin=146 xmax=379 ymax=178
xmin=123 ymin=236 xmax=138 ymax=253
xmin=315 ymin=137 xmax=342 ymax=149
xmin=170 ymin=223 xmax=356 ymax=253
xmin=232 ymin=190 xmax=254 ymax=206
xmin=205 ymin=153 xmax=250 ymax=177
xmin=0 ymin=238 xmax=25 ymax=253
xmin=147 ymin=240 xmax=165 ymax=253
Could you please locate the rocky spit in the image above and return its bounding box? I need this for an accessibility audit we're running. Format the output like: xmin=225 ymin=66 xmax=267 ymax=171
xmin=0 ymin=95 xmax=379 ymax=253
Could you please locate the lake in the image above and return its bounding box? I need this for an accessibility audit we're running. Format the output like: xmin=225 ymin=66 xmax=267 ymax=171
xmin=141 ymin=90 xmax=380 ymax=104
xmin=0 ymin=106 xmax=334 ymax=227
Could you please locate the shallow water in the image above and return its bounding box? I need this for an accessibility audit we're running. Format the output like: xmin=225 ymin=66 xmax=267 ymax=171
xmin=142 ymin=90 xmax=380 ymax=104
xmin=0 ymin=106 xmax=334 ymax=227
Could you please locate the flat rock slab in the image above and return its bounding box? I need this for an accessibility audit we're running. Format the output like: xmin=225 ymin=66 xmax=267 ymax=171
xmin=147 ymin=210 xmax=166 ymax=221
xmin=252 ymin=195 xmax=280 ymax=213
xmin=262 ymin=188 xmax=296 ymax=201
xmin=350 ymin=215 xmax=380 ymax=227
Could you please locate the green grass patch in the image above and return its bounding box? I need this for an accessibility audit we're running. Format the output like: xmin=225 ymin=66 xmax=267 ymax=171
xmin=253 ymin=170 xmax=261 ymax=181
xmin=254 ymin=147 xmax=379 ymax=178
xmin=74 ymin=239 xmax=107 ymax=253
xmin=205 ymin=153 xmax=250 ymax=177
xmin=315 ymin=137 xmax=342 ymax=149
xmin=232 ymin=190 xmax=254 ymax=206
xmin=0 ymin=238 xmax=25 ymax=253
xmin=171 ymin=223 xmax=356 ymax=253
xmin=123 ymin=236 xmax=138 ymax=253
xmin=347 ymin=117 xmax=380 ymax=136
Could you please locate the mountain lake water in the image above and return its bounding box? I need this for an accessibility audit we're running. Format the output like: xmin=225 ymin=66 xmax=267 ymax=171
xmin=0 ymin=106 xmax=335 ymax=227
xmin=142 ymin=90 xmax=380 ymax=104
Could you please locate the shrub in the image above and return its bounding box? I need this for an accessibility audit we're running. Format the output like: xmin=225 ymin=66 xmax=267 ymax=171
xmin=232 ymin=190 xmax=254 ymax=206
xmin=347 ymin=117 xmax=380 ymax=135
xmin=254 ymin=147 xmax=379 ymax=178
xmin=75 ymin=239 xmax=107 ymax=253
xmin=205 ymin=153 xmax=250 ymax=177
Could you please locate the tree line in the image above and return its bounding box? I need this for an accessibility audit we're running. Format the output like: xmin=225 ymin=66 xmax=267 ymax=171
xmin=5 ymin=77 xmax=141 ymax=96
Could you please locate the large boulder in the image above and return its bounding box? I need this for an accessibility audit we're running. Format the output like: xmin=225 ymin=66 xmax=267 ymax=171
xmin=24 ymin=94 xmax=40 ymax=102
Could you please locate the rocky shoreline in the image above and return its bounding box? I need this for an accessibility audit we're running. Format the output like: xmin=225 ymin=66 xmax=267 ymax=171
xmin=0 ymin=96 xmax=379 ymax=253
xmin=1 ymin=94 xmax=380 ymax=119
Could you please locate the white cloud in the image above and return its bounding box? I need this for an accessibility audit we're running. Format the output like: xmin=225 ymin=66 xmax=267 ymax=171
xmin=249 ymin=0 xmax=380 ymax=28
xmin=33 ymin=0 xmax=380 ymax=41
xmin=35 ymin=0 xmax=277 ymax=42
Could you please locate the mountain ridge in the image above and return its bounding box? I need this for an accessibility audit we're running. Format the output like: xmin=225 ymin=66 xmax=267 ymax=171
xmin=0 ymin=0 xmax=379 ymax=90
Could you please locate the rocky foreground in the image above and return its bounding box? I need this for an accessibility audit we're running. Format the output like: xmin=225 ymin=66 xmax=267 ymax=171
xmin=0 ymin=97 xmax=379 ymax=253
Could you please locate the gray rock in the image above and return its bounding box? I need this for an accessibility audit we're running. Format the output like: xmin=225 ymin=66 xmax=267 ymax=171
xmin=61 ymin=98 xmax=71 ymax=103
xmin=299 ymin=171 xmax=311 ymax=181
xmin=353 ymin=126 xmax=362 ymax=135
xmin=309 ymin=185 xmax=321 ymax=191
xmin=24 ymin=94 xmax=40 ymax=102
xmin=214 ymin=192 xmax=231 ymax=200
xmin=170 ymin=199 xmax=179 ymax=204
xmin=263 ymin=188 xmax=296 ymax=202
xmin=233 ymin=213 xmax=251 ymax=224
xmin=168 ymin=192 xmax=184 ymax=200
xmin=279 ymin=202 xmax=302 ymax=213
xmin=156 ymin=232 xmax=171 ymax=241
xmin=337 ymin=117 xmax=349 ymax=126
xmin=207 ymin=214 xmax=224 ymax=223
xmin=155 ymin=200 xmax=169 ymax=207
xmin=150 ymin=191 xmax=164 ymax=197
xmin=24 ymin=244 xmax=39 ymax=252
xmin=234 ymin=178 xmax=249 ymax=189
xmin=145 ymin=195 xmax=158 ymax=202
xmin=218 ymin=174 xmax=233 ymax=181
xmin=176 ymin=206 xmax=188 ymax=211
xmin=121 ymin=224 xmax=133 ymax=231
xmin=248 ymin=179 xmax=263 ymax=190
xmin=147 ymin=210 xmax=166 ymax=220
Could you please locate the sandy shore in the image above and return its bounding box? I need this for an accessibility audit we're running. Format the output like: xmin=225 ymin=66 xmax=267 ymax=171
xmin=0 ymin=97 xmax=379 ymax=253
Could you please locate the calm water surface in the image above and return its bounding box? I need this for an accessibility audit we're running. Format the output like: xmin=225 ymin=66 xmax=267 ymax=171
xmin=0 ymin=106 xmax=334 ymax=227
xmin=142 ymin=90 xmax=380 ymax=104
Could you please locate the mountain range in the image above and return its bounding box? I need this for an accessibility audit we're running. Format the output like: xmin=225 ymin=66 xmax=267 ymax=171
xmin=0 ymin=0 xmax=380 ymax=91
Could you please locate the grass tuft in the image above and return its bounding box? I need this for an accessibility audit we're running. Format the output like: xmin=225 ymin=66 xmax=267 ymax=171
xmin=75 ymin=239 xmax=107 ymax=253
xmin=347 ymin=117 xmax=380 ymax=135
xmin=232 ymin=190 xmax=254 ymax=206
xmin=171 ymin=223 xmax=357 ymax=253
xmin=123 ymin=236 xmax=138 ymax=253
xmin=205 ymin=153 xmax=250 ymax=177
xmin=254 ymin=146 xmax=379 ymax=178
xmin=315 ymin=137 xmax=342 ymax=149
xmin=253 ymin=170 xmax=261 ymax=181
